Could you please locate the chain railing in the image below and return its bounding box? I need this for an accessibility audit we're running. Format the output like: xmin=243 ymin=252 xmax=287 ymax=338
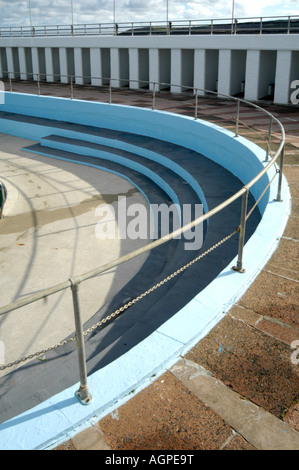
xmin=0 ymin=15 xmax=298 ymax=38
xmin=0 ymin=75 xmax=285 ymax=405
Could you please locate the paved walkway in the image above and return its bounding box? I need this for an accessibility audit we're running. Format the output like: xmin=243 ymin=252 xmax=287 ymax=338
xmin=2 ymin=81 xmax=299 ymax=450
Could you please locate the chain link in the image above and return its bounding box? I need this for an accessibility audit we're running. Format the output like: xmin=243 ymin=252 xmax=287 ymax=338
xmin=0 ymin=228 xmax=238 ymax=372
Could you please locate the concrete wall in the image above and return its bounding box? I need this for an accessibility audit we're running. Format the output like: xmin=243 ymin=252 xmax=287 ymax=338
xmin=0 ymin=34 xmax=298 ymax=104
xmin=0 ymin=91 xmax=272 ymax=213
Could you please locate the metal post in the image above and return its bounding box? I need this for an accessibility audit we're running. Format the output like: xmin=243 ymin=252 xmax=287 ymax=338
xmin=276 ymin=146 xmax=285 ymax=202
xmin=29 ymin=0 xmax=32 ymax=29
xmin=265 ymin=116 xmax=273 ymax=161
xmin=70 ymin=280 xmax=93 ymax=405
xmin=71 ymin=0 xmax=74 ymax=29
xmin=109 ymin=79 xmax=112 ymax=104
xmin=9 ymin=73 xmax=12 ymax=93
xmin=37 ymin=73 xmax=40 ymax=95
xmin=235 ymin=99 xmax=240 ymax=137
xmin=70 ymin=75 xmax=74 ymax=99
xmin=194 ymin=88 xmax=198 ymax=120
xmin=233 ymin=189 xmax=248 ymax=273
xmin=152 ymin=82 xmax=156 ymax=110
xmin=166 ymin=0 xmax=168 ymax=25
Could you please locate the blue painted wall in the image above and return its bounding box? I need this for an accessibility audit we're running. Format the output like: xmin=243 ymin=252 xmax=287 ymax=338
xmin=0 ymin=92 xmax=269 ymax=213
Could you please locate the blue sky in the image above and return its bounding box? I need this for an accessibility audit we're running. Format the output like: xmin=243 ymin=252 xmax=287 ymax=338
xmin=0 ymin=0 xmax=298 ymax=27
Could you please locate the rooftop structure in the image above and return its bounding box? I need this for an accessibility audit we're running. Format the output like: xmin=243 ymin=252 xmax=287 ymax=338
xmin=0 ymin=16 xmax=299 ymax=105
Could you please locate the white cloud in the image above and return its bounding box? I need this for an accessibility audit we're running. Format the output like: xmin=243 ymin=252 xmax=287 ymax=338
xmin=0 ymin=0 xmax=297 ymax=27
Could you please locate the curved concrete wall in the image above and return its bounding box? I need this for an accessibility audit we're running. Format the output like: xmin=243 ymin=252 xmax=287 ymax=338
xmin=0 ymin=92 xmax=269 ymax=213
xmin=0 ymin=93 xmax=290 ymax=450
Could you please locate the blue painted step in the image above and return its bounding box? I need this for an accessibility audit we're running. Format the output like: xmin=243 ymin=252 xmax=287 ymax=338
xmin=0 ymin=111 xmax=206 ymax=208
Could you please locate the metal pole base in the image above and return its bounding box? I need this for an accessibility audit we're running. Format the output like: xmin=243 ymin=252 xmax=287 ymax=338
xmin=76 ymin=385 xmax=93 ymax=406
xmin=232 ymin=264 xmax=246 ymax=273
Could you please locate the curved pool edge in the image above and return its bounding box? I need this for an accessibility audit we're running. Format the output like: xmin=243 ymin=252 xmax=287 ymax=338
xmin=0 ymin=172 xmax=290 ymax=450
xmin=0 ymin=93 xmax=290 ymax=450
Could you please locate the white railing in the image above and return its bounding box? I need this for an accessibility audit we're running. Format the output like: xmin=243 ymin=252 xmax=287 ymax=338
xmin=0 ymin=15 xmax=298 ymax=38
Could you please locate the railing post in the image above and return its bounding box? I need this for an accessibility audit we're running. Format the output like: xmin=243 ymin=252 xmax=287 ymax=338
xmin=235 ymin=99 xmax=240 ymax=137
xmin=276 ymin=146 xmax=285 ymax=202
xmin=70 ymin=280 xmax=93 ymax=405
xmin=152 ymin=82 xmax=156 ymax=110
xmin=37 ymin=73 xmax=40 ymax=95
xmin=109 ymin=79 xmax=112 ymax=104
xmin=9 ymin=72 xmax=12 ymax=92
xmin=70 ymin=75 xmax=74 ymax=99
xmin=266 ymin=116 xmax=273 ymax=161
xmin=194 ymin=88 xmax=198 ymax=120
xmin=233 ymin=189 xmax=249 ymax=273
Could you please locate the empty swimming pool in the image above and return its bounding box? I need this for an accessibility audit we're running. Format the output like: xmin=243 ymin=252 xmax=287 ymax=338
xmin=0 ymin=90 xmax=289 ymax=450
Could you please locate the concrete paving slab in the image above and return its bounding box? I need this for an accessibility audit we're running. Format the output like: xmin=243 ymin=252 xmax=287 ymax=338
xmin=238 ymin=269 xmax=299 ymax=327
xmin=96 ymin=370 xmax=236 ymax=450
xmin=170 ymin=359 xmax=299 ymax=450
xmin=185 ymin=314 xmax=299 ymax=420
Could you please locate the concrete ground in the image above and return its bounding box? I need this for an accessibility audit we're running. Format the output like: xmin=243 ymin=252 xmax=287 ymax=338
xmin=1 ymin=80 xmax=298 ymax=450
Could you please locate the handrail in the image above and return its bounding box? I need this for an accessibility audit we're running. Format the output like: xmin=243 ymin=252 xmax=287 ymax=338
xmin=0 ymin=75 xmax=285 ymax=404
xmin=0 ymin=14 xmax=298 ymax=37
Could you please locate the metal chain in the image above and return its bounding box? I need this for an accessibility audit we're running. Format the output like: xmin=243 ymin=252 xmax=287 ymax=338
xmin=81 ymin=228 xmax=238 ymax=337
xmin=0 ymin=228 xmax=238 ymax=372
xmin=0 ymin=337 xmax=76 ymax=371
xmin=246 ymin=172 xmax=278 ymax=222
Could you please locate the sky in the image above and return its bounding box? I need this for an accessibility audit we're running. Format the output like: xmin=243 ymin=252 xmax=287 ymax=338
xmin=0 ymin=0 xmax=298 ymax=27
